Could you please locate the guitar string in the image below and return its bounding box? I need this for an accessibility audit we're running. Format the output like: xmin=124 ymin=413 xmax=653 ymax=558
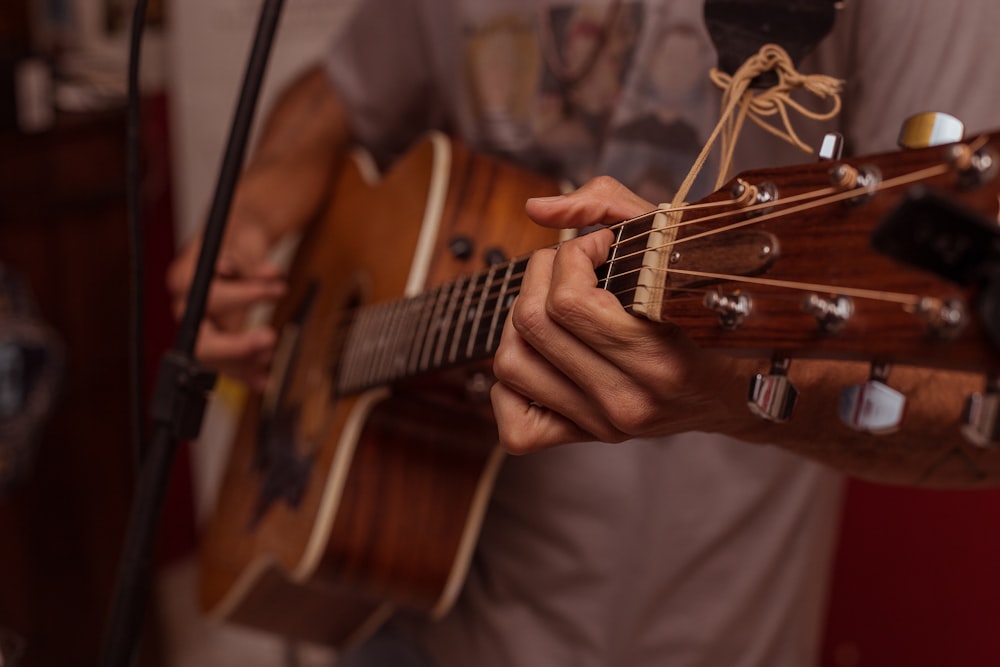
xmin=457 ymin=161 xmax=953 ymax=316
xmin=606 ymin=162 xmax=951 ymax=251
xmin=339 ymin=156 xmax=970 ymax=385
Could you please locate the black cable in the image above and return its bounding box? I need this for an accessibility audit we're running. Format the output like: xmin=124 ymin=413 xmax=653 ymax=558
xmin=127 ymin=0 xmax=149 ymax=470
xmin=101 ymin=0 xmax=287 ymax=664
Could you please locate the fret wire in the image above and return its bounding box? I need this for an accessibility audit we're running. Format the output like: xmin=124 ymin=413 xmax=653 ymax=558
xmin=419 ymin=285 xmax=453 ymax=372
xmin=373 ymin=299 xmax=404 ymax=385
xmin=600 ymin=224 xmax=625 ymax=291
xmin=339 ymin=305 xmax=374 ymax=394
xmin=335 ymin=314 xmax=358 ymax=394
xmin=407 ymin=287 xmax=440 ymax=376
xmin=363 ymin=302 xmax=387 ymax=387
xmin=390 ymin=296 xmax=423 ymax=382
xmin=450 ymin=270 xmax=486 ymax=364
xmin=362 ymin=303 xmax=390 ymax=389
xmin=467 ymin=263 xmax=500 ymax=359
xmin=386 ymin=298 xmax=416 ymax=382
xmin=486 ymin=260 xmax=517 ymax=353
xmin=434 ymin=277 xmax=469 ymax=369
xmin=499 ymin=260 xmax=527 ymax=347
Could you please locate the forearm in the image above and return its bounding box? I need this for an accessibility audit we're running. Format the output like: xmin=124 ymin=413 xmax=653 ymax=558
xmin=232 ymin=64 xmax=354 ymax=242
xmin=722 ymin=357 xmax=993 ymax=488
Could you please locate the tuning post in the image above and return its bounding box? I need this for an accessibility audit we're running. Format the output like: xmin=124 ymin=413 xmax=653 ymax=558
xmin=829 ymin=163 xmax=882 ymax=202
xmin=730 ymin=179 xmax=777 ymax=214
xmin=913 ymin=296 xmax=967 ymax=339
xmin=802 ymin=293 xmax=853 ymax=334
xmin=747 ymin=357 xmax=798 ymax=423
xmin=962 ymin=375 xmax=1000 ymax=449
xmin=946 ymin=142 xmax=998 ymax=189
xmin=703 ymin=290 xmax=752 ymax=330
xmin=838 ymin=362 xmax=907 ymax=434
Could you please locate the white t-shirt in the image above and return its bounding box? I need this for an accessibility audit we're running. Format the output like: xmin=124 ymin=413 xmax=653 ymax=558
xmin=325 ymin=0 xmax=1000 ymax=665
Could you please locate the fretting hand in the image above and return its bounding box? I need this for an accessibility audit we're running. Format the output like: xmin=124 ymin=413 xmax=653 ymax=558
xmin=491 ymin=176 xmax=751 ymax=453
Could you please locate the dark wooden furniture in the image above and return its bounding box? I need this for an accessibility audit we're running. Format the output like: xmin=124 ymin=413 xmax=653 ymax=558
xmin=0 ymin=109 xmax=137 ymax=667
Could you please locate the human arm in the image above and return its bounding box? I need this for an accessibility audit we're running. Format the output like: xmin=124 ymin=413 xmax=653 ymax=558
xmin=490 ymin=176 xmax=995 ymax=488
xmin=166 ymin=65 xmax=354 ymax=390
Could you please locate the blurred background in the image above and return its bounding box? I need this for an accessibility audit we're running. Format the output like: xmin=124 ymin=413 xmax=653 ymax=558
xmin=1 ymin=1 xmax=999 ymax=665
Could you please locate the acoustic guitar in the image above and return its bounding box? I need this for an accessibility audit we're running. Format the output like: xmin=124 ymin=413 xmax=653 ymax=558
xmin=198 ymin=129 xmax=1000 ymax=647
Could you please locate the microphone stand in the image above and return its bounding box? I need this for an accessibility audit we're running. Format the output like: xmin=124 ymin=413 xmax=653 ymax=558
xmin=100 ymin=0 xmax=287 ymax=664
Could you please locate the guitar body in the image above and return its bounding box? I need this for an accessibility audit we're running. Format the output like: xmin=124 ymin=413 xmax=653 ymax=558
xmin=198 ymin=133 xmax=561 ymax=646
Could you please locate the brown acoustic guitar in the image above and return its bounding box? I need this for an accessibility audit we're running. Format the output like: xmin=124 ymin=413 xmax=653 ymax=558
xmin=198 ymin=129 xmax=1000 ymax=648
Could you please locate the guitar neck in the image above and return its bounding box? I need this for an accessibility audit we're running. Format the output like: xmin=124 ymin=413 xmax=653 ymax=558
xmin=336 ymin=254 xmax=532 ymax=394
xmin=337 ymin=126 xmax=1000 ymax=396
xmin=335 ymin=208 xmax=674 ymax=396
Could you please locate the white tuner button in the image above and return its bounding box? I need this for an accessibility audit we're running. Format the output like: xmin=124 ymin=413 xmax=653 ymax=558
xmin=897 ymin=112 xmax=965 ymax=149
xmin=838 ymin=364 xmax=906 ymax=434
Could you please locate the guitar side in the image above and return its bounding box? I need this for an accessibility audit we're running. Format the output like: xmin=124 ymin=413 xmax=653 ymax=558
xmin=197 ymin=134 xmax=562 ymax=646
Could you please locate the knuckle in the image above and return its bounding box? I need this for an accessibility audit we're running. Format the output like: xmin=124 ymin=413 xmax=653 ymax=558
xmin=499 ymin=432 xmax=536 ymax=456
xmin=587 ymin=174 xmax=624 ymax=195
xmin=491 ymin=346 xmax=518 ymax=382
xmin=511 ymin=295 xmax=548 ymax=342
xmin=546 ymin=284 xmax=586 ymax=324
xmin=604 ymin=396 xmax=658 ymax=436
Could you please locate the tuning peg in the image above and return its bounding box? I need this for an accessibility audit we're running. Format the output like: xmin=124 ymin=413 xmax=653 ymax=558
xmin=838 ymin=363 xmax=906 ymax=434
xmin=703 ymin=290 xmax=752 ymax=330
xmin=962 ymin=376 xmax=1000 ymax=449
xmin=748 ymin=357 xmax=797 ymax=423
xmin=817 ymin=132 xmax=844 ymax=160
xmin=897 ymin=111 xmax=965 ymax=149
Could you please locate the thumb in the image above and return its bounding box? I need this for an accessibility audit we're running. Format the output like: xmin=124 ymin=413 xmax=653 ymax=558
xmin=525 ymin=176 xmax=654 ymax=229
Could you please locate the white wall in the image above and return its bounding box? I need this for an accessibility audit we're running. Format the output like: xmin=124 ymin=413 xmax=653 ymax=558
xmin=158 ymin=3 xmax=360 ymax=663
xmin=167 ymin=0 xmax=359 ymax=242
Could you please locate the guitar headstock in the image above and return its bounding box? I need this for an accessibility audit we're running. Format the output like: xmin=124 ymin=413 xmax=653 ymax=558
xmin=605 ymin=122 xmax=1000 ymax=442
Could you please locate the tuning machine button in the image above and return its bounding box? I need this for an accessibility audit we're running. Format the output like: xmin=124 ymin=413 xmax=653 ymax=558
xmin=838 ymin=363 xmax=906 ymax=434
xmin=897 ymin=111 xmax=965 ymax=149
xmin=962 ymin=376 xmax=1000 ymax=449
xmin=818 ymin=132 xmax=844 ymax=160
xmin=748 ymin=357 xmax=797 ymax=423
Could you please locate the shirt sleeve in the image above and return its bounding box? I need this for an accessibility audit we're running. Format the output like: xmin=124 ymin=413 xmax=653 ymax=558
xmin=324 ymin=0 xmax=450 ymax=167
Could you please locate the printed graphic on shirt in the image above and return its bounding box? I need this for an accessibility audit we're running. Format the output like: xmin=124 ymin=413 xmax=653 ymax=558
xmin=463 ymin=2 xmax=718 ymax=203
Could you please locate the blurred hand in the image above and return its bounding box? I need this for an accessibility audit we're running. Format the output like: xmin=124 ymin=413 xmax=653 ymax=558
xmin=491 ymin=176 xmax=747 ymax=453
xmin=166 ymin=221 xmax=286 ymax=392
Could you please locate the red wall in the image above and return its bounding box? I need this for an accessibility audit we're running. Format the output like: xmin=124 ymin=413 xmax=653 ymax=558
xmin=823 ymin=481 xmax=1000 ymax=666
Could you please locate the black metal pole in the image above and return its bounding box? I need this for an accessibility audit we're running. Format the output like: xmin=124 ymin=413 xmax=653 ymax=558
xmin=100 ymin=0 xmax=287 ymax=665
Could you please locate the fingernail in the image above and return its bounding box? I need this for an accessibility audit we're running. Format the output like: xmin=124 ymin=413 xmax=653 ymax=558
xmin=529 ymin=195 xmax=565 ymax=203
